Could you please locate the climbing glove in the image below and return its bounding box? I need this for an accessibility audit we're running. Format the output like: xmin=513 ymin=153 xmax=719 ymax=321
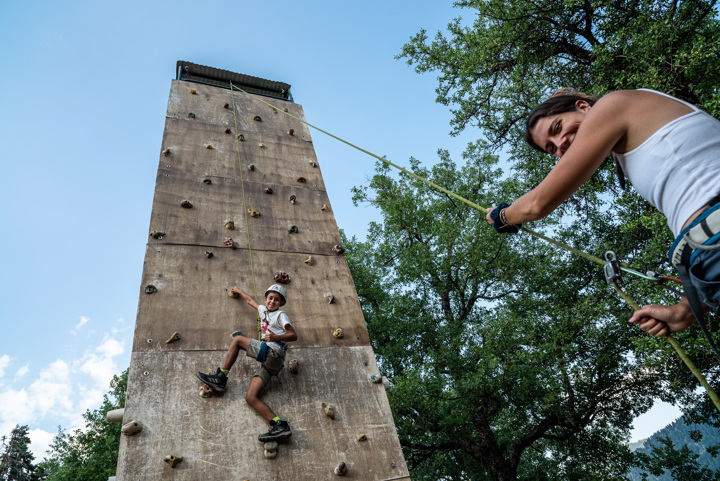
xmin=489 ymin=202 xmax=521 ymax=234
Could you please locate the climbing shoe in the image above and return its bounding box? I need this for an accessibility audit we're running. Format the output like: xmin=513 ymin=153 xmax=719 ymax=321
xmin=258 ymin=420 xmax=291 ymax=442
xmin=196 ymin=368 xmax=227 ymax=392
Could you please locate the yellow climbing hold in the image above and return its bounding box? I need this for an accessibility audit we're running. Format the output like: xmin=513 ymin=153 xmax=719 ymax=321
xmin=296 ymin=177 xmax=306 ymax=183
xmin=321 ymin=204 xmax=329 ymax=211
xmin=149 ymin=231 xmax=165 ymax=239
xmin=325 ymin=406 xmax=335 ymax=419
xmin=165 ymin=332 xmax=181 ymax=344
xmin=206 ymin=144 xmax=213 ymax=149
xmin=333 ymin=328 xmax=344 ymax=339
xmin=228 ymin=290 xmax=239 ymax=298
xmin=305 ymin=256 xmax=314 ymax=266
xmin=357 ymin=434 xmax=367 ymax=442
xmin=259 ymin=143 xmax=265 ymax=148
xmin=190 ymin=89 xmax=197 ymax=94
xmin=164 ymin=455 xmax=183 ymax=468
xmin=248 ymin=209 xmax=261 ymax=218
xmin=225 ymin=221 xmax=235 ymax=230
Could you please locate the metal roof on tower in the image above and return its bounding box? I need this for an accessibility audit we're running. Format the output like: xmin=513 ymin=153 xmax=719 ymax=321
xmin=176 ymin=60 xmax=293 ymax=102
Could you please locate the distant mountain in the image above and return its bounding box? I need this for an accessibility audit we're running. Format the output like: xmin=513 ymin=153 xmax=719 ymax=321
xmin=627 ymin=416 xmax=720 ymax=480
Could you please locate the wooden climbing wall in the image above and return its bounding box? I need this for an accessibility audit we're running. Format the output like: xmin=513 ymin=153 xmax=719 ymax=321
xmin=115 ymin=76 xmax=411 ymax=481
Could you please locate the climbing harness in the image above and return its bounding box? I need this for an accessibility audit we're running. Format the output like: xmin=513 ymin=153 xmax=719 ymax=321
xmin=228 ymin=83 xmax=720 ymax=413
xmin=669 ymin=202 xmax=720 ymax=361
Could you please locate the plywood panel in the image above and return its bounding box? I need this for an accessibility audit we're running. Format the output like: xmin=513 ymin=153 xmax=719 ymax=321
xmin=134 ymin=244 xmax=367 ymax=351
xmin=147 ymin=170 xmax=339 ymax=253
xmin=119 ymin=349 xmax=409 ymax=481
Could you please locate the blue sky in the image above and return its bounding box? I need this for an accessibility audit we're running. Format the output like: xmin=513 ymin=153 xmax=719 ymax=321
xmin=0 ymin=0 xmax=677 ymax=460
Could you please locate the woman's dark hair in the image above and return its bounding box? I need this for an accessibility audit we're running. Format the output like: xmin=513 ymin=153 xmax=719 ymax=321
xmin=524 ymin=88 xmax=597 ymax=152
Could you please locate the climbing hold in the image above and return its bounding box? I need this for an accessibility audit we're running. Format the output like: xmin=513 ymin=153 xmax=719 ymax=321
xmin=180 ymin=200 xmax=193 ymax=208
xmin=288 ymin=359 xmax=299 ymax=374
xmin=121 ymin=420 xmax=143 ymax=436
xmin=370 ymin=374 xmax=383 ymax=384
xmin=199 ymin=384 xmax=214 ymax=398
xmin=296 ymin=177 xmax=306 ymax=183
xmin=164 ymin=455 xmax=183 ymax=468
xmin=288 ymin=129 xmax=294 ymax=136
xmin=225 ymin=221 xmax=235 ymax=230
xmin=264 ymin=449 xmax=278 ymax=459
xmin=224 ymin=237 xmax=236 ymax=249
xmin=162 ymin=148 xmax=171 ymax=156
xmin=288 ymin=225 xmax=298 ymax=234
xmin=333 ymin=328 xmax=344 ymax=339
xmin=149 ymin=231 xmax=165 ymax=239
xmin=325 ymin=406 xmax=335 ymax=419
xmin=264 ymin=187 xmax=273 ymax=194
xmin=253 ymin=115 xmax=262 ymax=122
xmin=335 ymin=462 xmax=347 ymax=476
xmin=321 ymin=204 xmax=329 ymax=211
xmin=325 ymin=294 xmax=335 ymax=304
xmin=274 ymin=272 xmax=290 ymax=284
xmin=356 ymin=434 xmax=367 ymax=442
xmin=228 ymin=290 xmax=239 ymax=298
xmin=264 ymin=441 xmax=278 ymax=451
xmin=205 ymin=144 xmax=213 ymax=149
xmin=248 ymin=209 xmax=261 ymax=218
xmin=190 ymin=89 xmax=197 ymax=94
xmin=145 ymin=285 xmax=157 ymax=294
xmin=289 ymin=195 xmax=296 ymax=204
xmin=332 ymin=244 xmax=345 ymax=254
xmin=225 ymin=128 xmax=232 ymax=134
xmin=205 ymin=251 xmax=213 ymax=258
xmin=248 ymin=164 xmax=255 ymax=171
xmin=259 ymin=143 xmax=265 ymax=148
xmin=238 ymin=134 xmax=245 ymax=141
xmin=203 ymin=178 xmax=212 ymax=185
xmin=188 ymin=112 xmax=195 ymax=118
xmin=264 ymin=441 xmax=278 ymax=459
xmin=166 ymin=332 xmax=181 ymax=344
xmin=304 ymin=256 xmax=314 ymax=266
xmin=309 ymin=161 xmax=317 ymax=167
xmin=223 ymin=103 xmax=230 ymax=109
xmin=284 ymin=108 xmax=289 ymax=112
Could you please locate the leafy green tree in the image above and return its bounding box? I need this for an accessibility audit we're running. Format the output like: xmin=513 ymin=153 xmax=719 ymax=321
xmin=37 ymin=369 xmax=127 ymax=481
xmin=345 ymin=150 xmax=685 ymax=480
xmin=0 ymin=425 xmax=39 ymax=481
xmin=374 ymin=2 xmax=720 ymax=478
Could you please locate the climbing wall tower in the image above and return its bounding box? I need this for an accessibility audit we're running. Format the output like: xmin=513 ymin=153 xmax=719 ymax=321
xmin=115 ymin=61 xmax=410 ymax=480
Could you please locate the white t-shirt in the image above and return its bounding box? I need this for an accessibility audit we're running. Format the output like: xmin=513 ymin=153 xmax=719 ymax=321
xmin=258 ymin=305 xmax=291 ymax=353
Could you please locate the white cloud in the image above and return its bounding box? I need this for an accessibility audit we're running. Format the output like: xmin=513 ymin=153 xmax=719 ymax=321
xmin=77 ymin=336 xmax=125 ymax=391
xmin=0 ymin=331 xmax=128 ymax=459
xmin=0 ymin=355 xmax=10 ymax=378
xmin=75 ymin=316 xmax=90 ymax=330
xmin=28 ymin=428 xmax=55 ymax=462
xmin=15 ymin=364 xmax=29 ymax=377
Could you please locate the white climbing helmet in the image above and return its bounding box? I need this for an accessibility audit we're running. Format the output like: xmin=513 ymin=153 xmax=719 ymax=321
xmin=265 ymin=284 xmax=287 ymax=304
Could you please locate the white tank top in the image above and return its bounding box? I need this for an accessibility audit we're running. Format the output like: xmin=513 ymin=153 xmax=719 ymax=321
xmin=613 ymin=89 xmax=720 ymax=237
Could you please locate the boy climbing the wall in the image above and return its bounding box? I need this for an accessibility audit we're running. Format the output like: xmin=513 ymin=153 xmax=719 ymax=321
xmin=197 ymin=284 xmax=297 ymax=442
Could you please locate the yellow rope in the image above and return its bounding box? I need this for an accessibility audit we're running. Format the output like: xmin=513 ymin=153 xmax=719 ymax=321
xmin=229 ymin=82 xmax=262 ymax=339
xmin=228 ymin=84 xmax=720 ymax=411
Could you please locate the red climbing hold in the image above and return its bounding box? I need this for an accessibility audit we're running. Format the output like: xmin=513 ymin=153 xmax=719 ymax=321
xmin=274 ymin=272 xmax=290 ymax=284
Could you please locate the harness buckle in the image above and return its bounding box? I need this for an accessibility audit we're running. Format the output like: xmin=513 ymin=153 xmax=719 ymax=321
xmin=604 ymin=251 xmax=622 ymax=284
